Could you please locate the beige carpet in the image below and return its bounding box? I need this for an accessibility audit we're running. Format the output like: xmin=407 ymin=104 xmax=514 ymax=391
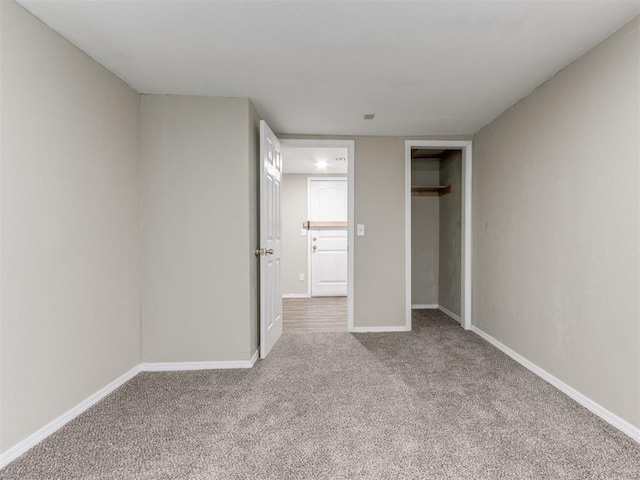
xmin=1 ymin=310 xmax=639 ymax=479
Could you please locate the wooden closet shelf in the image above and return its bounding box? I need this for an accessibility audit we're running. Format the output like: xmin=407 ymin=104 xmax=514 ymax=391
xmin=302 ymin=221 xmax=348 ymax=230
xmin=411 ymin=185 xmax=452 ymax=197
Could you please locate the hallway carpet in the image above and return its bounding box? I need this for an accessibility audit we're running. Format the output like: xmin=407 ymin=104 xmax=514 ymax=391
xmin=2 ymin=310 xmax=639 ymax=479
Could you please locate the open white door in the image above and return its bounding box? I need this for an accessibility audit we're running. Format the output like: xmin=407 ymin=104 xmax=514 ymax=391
xmin=259 ymin=120 xmax=283 ymax=359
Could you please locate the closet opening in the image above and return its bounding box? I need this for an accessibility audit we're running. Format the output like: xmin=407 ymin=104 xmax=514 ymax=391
xmin=405 ymin=140 xmax=472 ymax=330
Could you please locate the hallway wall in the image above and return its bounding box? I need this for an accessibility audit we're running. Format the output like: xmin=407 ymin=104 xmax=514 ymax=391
xmin=281 ymin=174 xmax=312 ymax=296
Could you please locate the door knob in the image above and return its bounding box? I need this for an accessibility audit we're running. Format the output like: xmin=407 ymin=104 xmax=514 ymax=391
xmin=255 ymin=248 xmax=275 ymax=256
xmin=265 ymin=248 xmax=274 ymax=255
xmin=312 ymin=245 xmax=317 ymax=252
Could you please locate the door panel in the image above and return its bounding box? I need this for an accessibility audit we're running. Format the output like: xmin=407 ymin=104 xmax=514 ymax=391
xmin=309 ymin=178 xmax=348 ymax=297
xmin=309 ymin=180 xmax=347 ymax=221
xmin=259 ymin=121 xmax=282 ymax=359
xmin=309 ymin=179 xmax=347 ymax=296
xmin=311 ymin=229 xmax=348 ymax=296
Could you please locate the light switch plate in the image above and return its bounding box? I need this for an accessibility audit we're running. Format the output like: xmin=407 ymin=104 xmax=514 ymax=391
xmin=357 ymin=224 xmax=365 ymax=236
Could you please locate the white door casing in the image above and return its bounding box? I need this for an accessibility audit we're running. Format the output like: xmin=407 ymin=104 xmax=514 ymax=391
xmin=280 ymin=138 xmax=355 ymax=332
xmin=404 ymin=140 xmax=472 ymax=331
xmin=259 ymin=121 xmax=282 ymax=359
xmin=309 ymin=178 xmax=347 ymax=296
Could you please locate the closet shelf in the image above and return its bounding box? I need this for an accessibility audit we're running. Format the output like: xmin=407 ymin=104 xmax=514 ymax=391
xmin=302 ymin=221 xmax=348 ymax=230
xmin=411 ymin=185 xmax=452 ymax=197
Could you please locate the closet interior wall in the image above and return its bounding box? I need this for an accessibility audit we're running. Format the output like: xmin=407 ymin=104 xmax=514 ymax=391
xmin=411 ymin=151 xmax=462 ymax=318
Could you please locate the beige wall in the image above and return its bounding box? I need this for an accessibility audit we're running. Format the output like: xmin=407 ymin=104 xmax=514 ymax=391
xmin=473 ymin=17 xmax=639 ymax=428
xmin=438 ymin=150 xmax=462 ymax=316
xmin=248 ymin=102 xmax=260 ymax=355
xmin=411 ymin=160 xmax=440 ymax=305
xmin=281 ymin=174 xmax=311 ymax=296
xmin=1 ymin=0 xmax=141 ymax=453
xmin=141 ymin=95 xmax=257 ymax=362
xmin=353 ymin=137 xmax=406 ymax=326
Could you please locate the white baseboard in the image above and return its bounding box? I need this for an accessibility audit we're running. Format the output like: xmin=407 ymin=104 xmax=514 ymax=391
xmin=411 ymin=304 xmax=438 ymax=309
xmin=438 ymin=305 xmax=461 ymax=323
xmin=0 ymin=364 xmax=142 ymax=469
xmin=142 ymin=350 xmax=259 ymax=371
xmin=0 ymin=350 xmax=260 ymax=468
xmin=350 ymin=325 xmax=411 ymax=333
xmin=282 ymin=293 xmax=310 ymax=298
xmin=471 ymin=326 xmax=640 ymax=444
xmin=249 ymin=349 xmax=259 ymax=367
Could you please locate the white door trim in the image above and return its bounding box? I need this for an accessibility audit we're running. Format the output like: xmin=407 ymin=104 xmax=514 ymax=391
xmin=405 ymin=140 xmax=472 ymax=330
xmin=280 ymin=139 xmax=355 ymax=332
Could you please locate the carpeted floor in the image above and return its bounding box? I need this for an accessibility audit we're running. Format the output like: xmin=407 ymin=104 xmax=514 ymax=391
xmin=2 ymin=310 xmax=639 ymax=479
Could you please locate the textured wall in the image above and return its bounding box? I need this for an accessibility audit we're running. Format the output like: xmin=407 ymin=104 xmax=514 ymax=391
xmin=1 ymin=1 xmax=141 ymax=453
xmin=281 ymin=174 xmax=312 ymax=296
xmin=141 ymin=95 xmax=256 ymax=363
xmin=411 ymin=160 xmax=440 ymax=306
xmin=473 ymin=17 xmax=639 ymax=427
xmin=438 ymin=150 xmax=462 ymax=316
xmin=248 ymin=102 xmax=261 ymax=356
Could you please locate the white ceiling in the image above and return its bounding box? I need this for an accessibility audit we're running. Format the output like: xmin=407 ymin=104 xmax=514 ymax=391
xmin=282 ymin=146 xmax=348 ymax=174
xmin=18 ymin=0 xmax=640 ymax=136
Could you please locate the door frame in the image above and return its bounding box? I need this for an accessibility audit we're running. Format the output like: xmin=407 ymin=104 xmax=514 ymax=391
xmin=405 ymin=140 xmax=472 ymax=330
xmin=280 ymin=139 xmax=355 ymax=332
xmin=307 ymin=176 xmax=348 ymax=298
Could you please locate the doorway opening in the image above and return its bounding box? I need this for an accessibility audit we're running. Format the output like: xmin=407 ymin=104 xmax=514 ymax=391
xmin=280 ymin=140 xmax=355 ymax=333
xmin=405 ymin=140 xmax=472 ymax=330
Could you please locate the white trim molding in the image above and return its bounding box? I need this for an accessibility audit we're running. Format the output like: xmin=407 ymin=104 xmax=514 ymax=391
xmin=404 ymin=143 xmax=413 ymax=331
xmin=351 ymin=325 xmax=411 ymax=333
xmin=282 ymin=293 xmax=310 ymax=299
xmin=0 ymin=364 xmax=142 ymax=469
xmin=0 ymin=351 xmax=260 ymax=468
xmin=142 ymin=350 xmax=259 ymax=372
xmin=411 ymin=304 xmax=438 ymax=309
xmin=438 ymin=305 xmax=462 ymax=323
xmin=471 ymin=326 xmax=640 ymax=444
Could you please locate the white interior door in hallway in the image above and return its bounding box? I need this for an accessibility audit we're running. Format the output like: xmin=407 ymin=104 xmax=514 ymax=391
xmin=309 ymin=178 xmax=347 ymax=296
xmin=259 ymin=120 xmax=282 ymax=358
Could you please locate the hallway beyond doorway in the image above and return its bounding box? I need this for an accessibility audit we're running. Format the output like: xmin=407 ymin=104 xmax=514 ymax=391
xmin=283 ymin=297 xmax=347 ymax=333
